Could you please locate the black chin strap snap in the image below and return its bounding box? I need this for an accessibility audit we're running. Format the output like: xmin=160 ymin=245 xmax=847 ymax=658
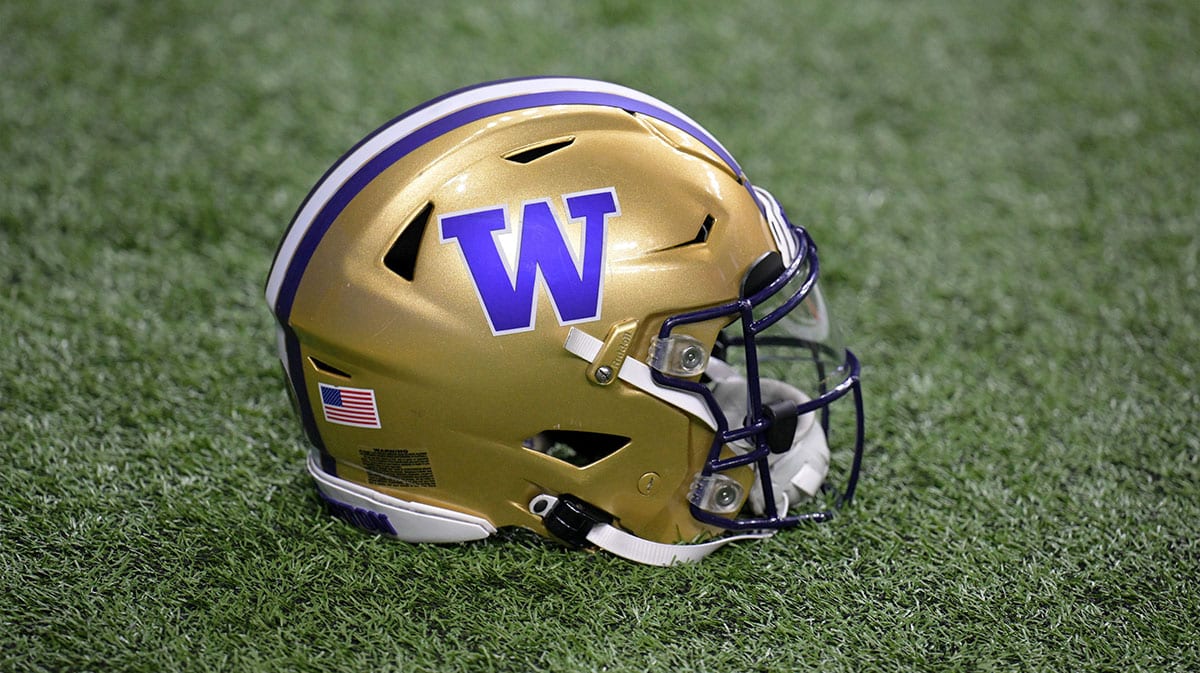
xmin=542 ymin=494 xmax=613 ymax=547
xmin=763 ymin=400 xmax=800 ymax=454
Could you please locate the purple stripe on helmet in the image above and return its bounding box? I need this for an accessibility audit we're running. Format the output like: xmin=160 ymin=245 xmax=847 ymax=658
xmin=272 ymin=88 xmax=744 ymax=322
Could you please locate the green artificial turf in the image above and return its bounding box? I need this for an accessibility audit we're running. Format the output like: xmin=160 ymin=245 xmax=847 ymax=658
xmin=2 ymin=1 xmax=1197 ymax=671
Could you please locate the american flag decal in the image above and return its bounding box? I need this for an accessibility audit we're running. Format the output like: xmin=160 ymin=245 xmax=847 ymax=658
xmin=318 ymin=383 xmax=381 ymax=429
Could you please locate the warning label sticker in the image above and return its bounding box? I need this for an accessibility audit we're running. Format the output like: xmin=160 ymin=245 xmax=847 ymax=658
xmin=359 ymin=448 xmax=437 ymax=488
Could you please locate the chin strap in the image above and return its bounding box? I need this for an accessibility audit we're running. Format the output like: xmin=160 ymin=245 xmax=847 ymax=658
xmin=564 ymin=328 xmax=719 ymax=429
xmin=529 ymin=494 xmax=772 ymax=566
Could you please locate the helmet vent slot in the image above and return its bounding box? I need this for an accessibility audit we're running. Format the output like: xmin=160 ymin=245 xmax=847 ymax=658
xmin=309 ymin=356 xmax=351 ymax=378
xmin=522 ymin=430 xmax=630 ymax=468
xmin=383 ymin=202 xmax=434 ymax=281
xmin=692 ymin=214 xmax=715 ymax=244
xmin=503 ymin=137 xmax=575 ymax=164
xmin=662 ymin=214 xmax=715 ymax=251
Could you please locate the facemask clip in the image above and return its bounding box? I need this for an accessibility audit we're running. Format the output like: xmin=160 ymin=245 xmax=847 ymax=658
xmin=688 ymin=473 xmax=744 ymax=514
xmin=648 ymin=334 xmax=709 ymax=377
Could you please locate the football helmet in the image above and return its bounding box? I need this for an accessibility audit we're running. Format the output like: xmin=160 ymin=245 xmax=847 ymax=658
xmin=266 ymin=77 xmax=864 ymax=565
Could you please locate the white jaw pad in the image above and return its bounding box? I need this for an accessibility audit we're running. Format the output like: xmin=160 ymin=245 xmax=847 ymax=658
xmin=307 ymin=452 xmax=496 ymax=543
xmin=708 ymin=371 xmax=831 ymax=515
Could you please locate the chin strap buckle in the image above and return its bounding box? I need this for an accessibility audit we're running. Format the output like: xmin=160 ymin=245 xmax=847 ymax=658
xmin=536 ymin=494 xmax=613 ymax=547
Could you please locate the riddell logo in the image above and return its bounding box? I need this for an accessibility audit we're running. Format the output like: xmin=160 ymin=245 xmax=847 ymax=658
xmin=439 ymin=188 xmax=620 ymax=335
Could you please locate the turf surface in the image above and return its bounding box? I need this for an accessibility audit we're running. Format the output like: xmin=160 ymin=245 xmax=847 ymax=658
xmin=2 ymin=1 xmax=1197 ymax=671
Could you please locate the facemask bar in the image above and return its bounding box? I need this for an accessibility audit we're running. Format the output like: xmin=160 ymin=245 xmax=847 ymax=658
xmin=650 ymin=220 xmax=865 ymax=532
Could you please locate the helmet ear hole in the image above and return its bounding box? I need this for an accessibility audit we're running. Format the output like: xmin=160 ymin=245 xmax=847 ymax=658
xmin=522 ymin=430 xmax=630 ymax=468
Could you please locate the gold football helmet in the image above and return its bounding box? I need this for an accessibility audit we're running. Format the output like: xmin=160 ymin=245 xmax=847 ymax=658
xmin=266 ymin=77 xmax=864 ymax=565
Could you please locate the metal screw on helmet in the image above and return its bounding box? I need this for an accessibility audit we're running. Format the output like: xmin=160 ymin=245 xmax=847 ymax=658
xmin=594 ymin=365 xmax=614 ymax=384
xmin=680 ymin=345 xmax=704 ymax=372
xmin=714 ymin=484 xmax=740 ymax=509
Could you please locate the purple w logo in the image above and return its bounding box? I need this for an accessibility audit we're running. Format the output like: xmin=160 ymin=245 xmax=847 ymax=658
xmin=439 ymin=188 xmax=620 ymax=335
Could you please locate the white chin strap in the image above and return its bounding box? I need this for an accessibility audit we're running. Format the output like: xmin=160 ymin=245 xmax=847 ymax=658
xmin=527 ymin=494 xmax=772 ymax=566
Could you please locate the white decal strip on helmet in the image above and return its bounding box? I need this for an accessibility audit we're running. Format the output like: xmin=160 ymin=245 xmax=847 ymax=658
xmin=752 ymin=185 xmax=799 ymax=265
xmin=275 ymin=325 xmax=291 ymax=380
xmin=564 ymin=327 xmax=719 ymax=429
